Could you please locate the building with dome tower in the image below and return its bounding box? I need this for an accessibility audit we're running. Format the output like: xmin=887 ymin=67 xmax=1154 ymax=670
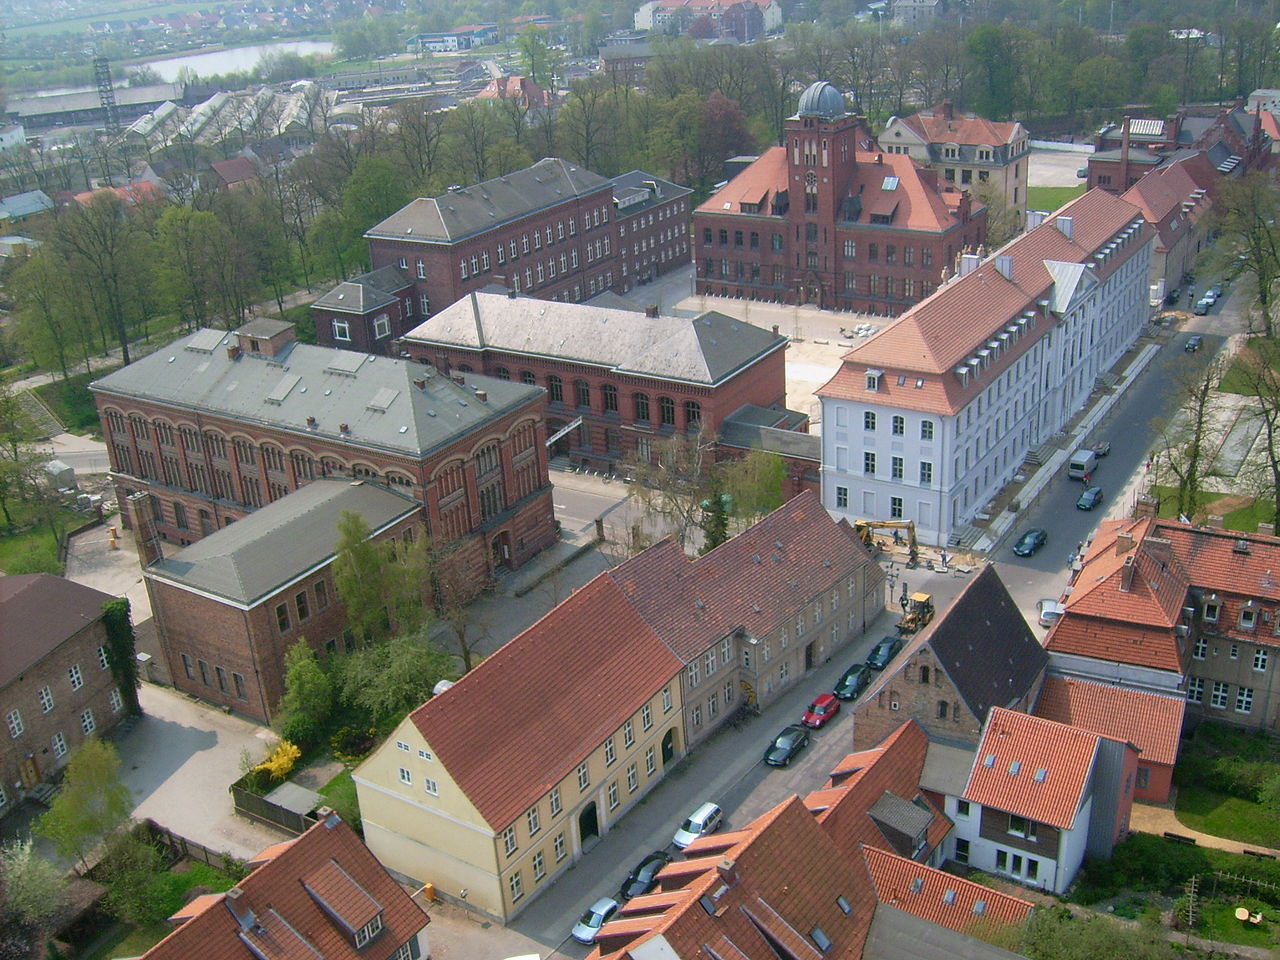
xmin=692 ymin=81 xmax=987 ymax=316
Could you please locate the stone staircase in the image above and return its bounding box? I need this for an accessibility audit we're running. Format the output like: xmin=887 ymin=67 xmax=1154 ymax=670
xmin=16 ymin=388 xmax=62 ymax=440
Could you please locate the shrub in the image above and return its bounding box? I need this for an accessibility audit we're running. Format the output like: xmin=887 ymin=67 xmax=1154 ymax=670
xmin=255 ymin=741 xmax=301 ymax=783
xmin=330 ymin=726 xmax=378 ymax=764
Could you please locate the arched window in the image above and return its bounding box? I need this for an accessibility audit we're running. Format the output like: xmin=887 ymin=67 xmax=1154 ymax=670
xmin=458 ymin=363 xmax=474 ymax=373
xmin=684 ymin=400 xmax=701 ymax=428
xmin=547 ymin=375 xmax=563 ymax=404
xmin=659 ymin=397 xmax=676 ymax=427
xmin=633 ymin=392 xmax=651 ymax=423
xmin=494 ymin=366 xmax=511 ymax=381
xmin=920 ymin=665 xmax=930 ymax=685
xmin=574 ymin=379 xmax=591 ymax=408
xmin=602 ymin=383 xmax=618 ymax=413
xmin=937 ymin=700 xmax=948 ymax=719
xmin=521 ymin=370 xmax=536 ymax=385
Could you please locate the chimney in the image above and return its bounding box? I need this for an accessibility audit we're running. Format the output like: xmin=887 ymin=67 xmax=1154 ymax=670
xmin=339 ymin=422 xmax=349 ymax=434
xmin=772 ymin=324 xmax=780 ymax=335
xmin=645 ymin=304 xmax=659 ymax=318
xmin=1026 ymin=210 xmax=1047 ymax=230
xmin=942 ymin=98 xmax=954 ymax=122
xmin=223 ymin=888 xmax=257 ymax=932
xmin=306 ymin=416 xmax=317 ymax=428
xmin=994 ymin=255 xmax=1013 ymax=281
xmin=716 ymin=857 xmax=739 ymax=886
xmin=1133 ymin=494 xmax=1159 ymax=519
xmin=1119 ymin=116 xmax=1131 ymax=191
xmin=1120 ymin=554 xmax=1136 ymax=592
xmin=875 ymin=152 xmax=883 ymax=164
xmin=475 ymin=389 xmax=488 ymax=403
xmin=1115 ymin=530 xmax=1136 ymax=555
xmin=1259 ymin=522 xmax=1276 ymax=537
xmin=226 ymin=344 xmax=241 ymax=361
xmin=125 ymin=491 xmax=164 ymax=566
xmin=451 ymin=372 xmax=465 ymax=384
xmin=413 ymin=377 xmax=427 ymax=391
xmin=1055 ymin=215 xmax=1074 ymax=239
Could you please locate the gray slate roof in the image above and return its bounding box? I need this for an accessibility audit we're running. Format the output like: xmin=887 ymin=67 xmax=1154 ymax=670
xmin=91 ymin=328 xmax=542 ymax=458
xmin=0 ymin=190 xmax=54 ymax=220
xmin=365 ymin=158 xmax=613 ymax=244
xmin=868 ymin=791 xmax=934 ymax=857
xmin=0 ymin=575 xmax=115 ymax=689
xmin=863 ymin=904 xmax=1032 ymax=960
xmin=313 ymin=265 xmax=411 ymax=314
xmin=402 ymin=292 xmax=786 ymax=386
xmin=609 ymin=169 xmax=692 ymax=220
xmin=719 ymin=405 xmax=820 ymax=461
xmin=146 ymin=479 xmax=419 ymax=605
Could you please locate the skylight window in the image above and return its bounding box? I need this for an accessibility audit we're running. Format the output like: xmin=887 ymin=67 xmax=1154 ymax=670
xmin=882 ymin=176 xmax=899 ymax=191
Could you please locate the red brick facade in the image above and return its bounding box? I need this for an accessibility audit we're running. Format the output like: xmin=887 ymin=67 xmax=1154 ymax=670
xmin=312 ymin=273 xmax=419 ymax=356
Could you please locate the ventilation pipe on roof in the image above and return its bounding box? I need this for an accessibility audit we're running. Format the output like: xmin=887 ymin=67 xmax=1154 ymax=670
xmin=995 ymin=255 xmax=1013 ymax=281
xmin=1055 ymin=215 xmax=1074 ymax=239
xmin=958 ymin=253 xmax=981 ymax=277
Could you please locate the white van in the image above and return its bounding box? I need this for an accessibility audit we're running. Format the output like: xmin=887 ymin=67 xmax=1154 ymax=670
xmin=1068 ymin=449 xmax=1098 ymax=481
xmin=672 ymin=801 xmax=723 ymax=848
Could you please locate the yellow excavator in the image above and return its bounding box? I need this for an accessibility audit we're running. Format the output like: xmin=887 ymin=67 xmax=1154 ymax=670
xmin=897 ymin=593 xmax=936 ymax=634
xmin=854 ymin=519 xmax=920 ymax=568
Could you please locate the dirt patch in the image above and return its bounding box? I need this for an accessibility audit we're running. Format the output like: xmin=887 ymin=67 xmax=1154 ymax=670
xmin=1203 ymin=495 xmax=1253 ymax=517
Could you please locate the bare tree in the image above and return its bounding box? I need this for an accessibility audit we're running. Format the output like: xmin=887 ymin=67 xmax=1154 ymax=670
xmin=1230 ymin=340 xmax=1280 ymax=527
xmin=1155 ymin=358 xmax=1226 ymax=521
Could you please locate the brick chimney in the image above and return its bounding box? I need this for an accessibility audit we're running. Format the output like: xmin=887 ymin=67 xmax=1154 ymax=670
xmin=125 ymin=491 xmax=165 ymax=566
xmin=1120 ymin=554 xmax=1136 ymax=592
xmin=1115 ymin=531 xmax=1136 ymax=555
xmin=645 ymin=304 xmax=659 ymax=318
xmin=1118 ymin=116 xmax=1131 ymax=191
xmin=942 ymin=98 xmax=954 ymax=122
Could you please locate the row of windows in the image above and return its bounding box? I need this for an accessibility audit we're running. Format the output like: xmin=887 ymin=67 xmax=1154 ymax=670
xmin=4 ymin=648 xmax=111 ymax=739
xmin=618 ymin=202 xmax=685 ymax=237
xmin=1192 ymin=638 xmax=1272 ymax=665
xmin=179 ymin=654 xmax=249 ymax=701
xmin=1187 ymin=678 xmax=1255 ymax=714
xmin=6 ymin=700 xmax=117 ymax=741
xmin=853 ymin=453 xmax=935 ymax=485
xmin=274 ymin=578 xmax=332 ymax=635
xmin=856 ymin=411 xmax=936 ymax=440
xmin=1200 ymin=600 xmax=1277 ymax=636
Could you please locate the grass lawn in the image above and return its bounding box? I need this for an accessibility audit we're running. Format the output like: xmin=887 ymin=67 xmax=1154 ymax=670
xmin=1220 ymin=337 xmax=1280 ymax=395
xmin=1197 ymin=901 xmax=1277 ymax=948
xmin=1175 ymin=786 xmax=1280 ymax=848
xmin=1027 ymin=185 xmax=1087 ymax=211
xmin=33 ymin=366 xmax=119 ymax=436
xmin=0 ymin=507 xmax=81 ymax=574
xmin=81 ymin=921 xmax=172 ymax=960
xmin=319 ymin=769 xmax=361 ymax=830
xmin=1147 ymin=483 xmax=1272 ymax=532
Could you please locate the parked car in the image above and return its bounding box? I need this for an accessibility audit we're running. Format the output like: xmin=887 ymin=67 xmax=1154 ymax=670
xmin=1013 ymin=529 xmax=1048 ymax=556
xmin=1164 ymin=287 xmax=1181 ymax=305
xmin=672 ymin=801 xmax=723 ymax=848
xmin=1194 ymin=296 xmax=1213 ymax=315
xmin=1076 ymin=486 xmax=1104 ymax=510
xmin=866 ymin=635 xmax=904 ymax=670
xmin=763 ymin=725 xmax=810 ymax=766
xmin=1185 ymin=335 xmax=1203 ymax=352
xmin=572 ymin=897 xmax=621 ymax=943
xmin=1208 ymin=283 xmax=1224 ymax=300
xmin=833 ymin=663 xmax=872 ymax=700
xmin=801 ymin=693 xmax=841 ymax=729
xmin=619 ymin=850 xmax=673 ymax=900
xmin=1091 ymin=441 xmax=1111 ymax=457
xmin=1036 ymin=598 xmax=1066 ymax=628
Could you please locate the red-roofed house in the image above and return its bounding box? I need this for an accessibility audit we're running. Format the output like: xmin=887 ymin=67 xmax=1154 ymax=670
xmin=692 ymin=81 xmax=985 ymax=316
xmin=1121 ymin=152 xmax=1217 ymax=302
xmin=946 ymin=707 xmax=1137 ymax=894
xmin=819 ymin=188 xmax=1153 ymax=546
xmin=1034 ymin=676 xmax=1184 ymax=803
xmin=138 ymin=814 xmax=429 ymax=960
xmin=355 ymin=492 xmax=883 ymax=921
xmin=474 ymin=75 xmax=554 ymax=110
xmin=880 ymin=100 xmax=1031 ymax=227
xmin=210 ymin=157 xmax=261 ymax=191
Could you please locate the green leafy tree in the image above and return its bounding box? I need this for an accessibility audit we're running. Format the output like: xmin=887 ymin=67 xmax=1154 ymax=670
xmin=516 ymin=27 xmax=562 ymax=87
xmin=0 ymin=382 xmax=51 ymax=531
xmin=0 ymin=839 xmax=70 ymax=960
xmin=699 ymin=479 xmax=730 ymax=554
xmin=99 ymin=831 xmax=170 ymax=925
xmin=333 ymin=511 xmax=392 ymax=646
xmin=275 ymin=640 xmax=333 ymax=749
xmin=965 ymin=24 xmax=1023 ymax=120
xmin=9 ymin=248 xmax=92 ymax=381
xmin=1214 ymin=172 xmax=1280 ymax=338
xmin=337 ymin=630 xmax=455 ymax=726
xmin=35 ymin=738 xmax=132 ymax=871
xmin=101 ymin=598 xmax=142 ymax=717
xmin=153 ymin=205 xmax=222 ymax=331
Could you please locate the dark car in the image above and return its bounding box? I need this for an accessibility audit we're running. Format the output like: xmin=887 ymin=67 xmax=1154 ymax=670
xmin=619 ymin=850 xmax=673 ymax=900
xmin=1164 ymin=287 xmax=1181 ymax=305
xmin=1185 ymin=335 xmax=1203 ymax=352
xmin=1076 ymin=486 xmax=1104 ymax=510
xmin=801 ymin=693 xmax=841 ymax=729
xmin=1193 ymin=297 xmax=1213 ymax=315
xmin=833 ymin=663 xmax=872 ymax=700
xmin=763 ymin=724 xmax=810 ymax=766
xmin=1013 ymin=529 xmax=1048 ymax=556
xmin=866 ymin=635 xmax=904 ymax=671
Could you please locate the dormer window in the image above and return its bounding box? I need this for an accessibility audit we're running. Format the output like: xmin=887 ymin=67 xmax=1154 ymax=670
xmin=977 ymin=148 xmax=993 ymax=162
xmin=1240 ymin=603 xmax=1259 ymax=631
xmin=865 ymin=369 xmax=883 ymax=392
xmin=943 ymin=144 xmax=959 ymax=160
xmin=354 ymin=914 xmax=383 ymax=948
xmin=1204 ymin=599 xmax=1220 ymax=623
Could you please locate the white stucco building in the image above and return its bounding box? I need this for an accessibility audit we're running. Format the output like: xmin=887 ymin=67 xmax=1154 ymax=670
xmin=818 ymin=188 xmax=1153 ymax=546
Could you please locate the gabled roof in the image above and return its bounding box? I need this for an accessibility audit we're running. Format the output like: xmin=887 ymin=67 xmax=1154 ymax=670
xmin=406 ymin=574 xmax=682 ymax=830
xmin=211 ymin=156 xmax=259 ymax=186
xmin=0 ymin=189 xmax=54 ymax=219
xmin=593 ymin=796 xmax=878 ymax=960
xmin=607 ymin=491 xmax=877 ymax=661
xmin=365 ymin=158 xmax=612 ymax=244
xmin=1033 ymin=676 xmax=1184 ymax=767
xmin=140 ymin=816 xmax=427 ymax=960
xmin=862 ymin=846 xmax=1034 ymax=934
xmin=313 ymin=265 xmax=411 ymax=314
xmin=146 ymin=479 xmax=420 ymax=606
xmin=401 ymin=291 xmax=786 ymax=386
xmin=819 ymin=189 xmax=1148 ymax=415
xmin=964 ymin=707 xmax=1099 ymax=831
xmin=610 ymin=169 xmax=694 ymax=218
xmin=863 ymin=566 xmax=1048 ymax=725
xmin=0 ymin=575 xmax=114 ymax=688
xmin=92 ymin=327 xmax=542 ymax=458
xmin=895 ymin=104 xmax=1025 ymax=148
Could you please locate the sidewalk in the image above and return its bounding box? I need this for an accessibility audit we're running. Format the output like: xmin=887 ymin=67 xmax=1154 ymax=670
xmin=1128 ymin=801 xmax=1280 ymax=857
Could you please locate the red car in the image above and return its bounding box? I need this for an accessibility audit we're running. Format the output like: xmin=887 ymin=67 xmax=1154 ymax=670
xmin=802 ymin=693 xmax=841 ymax=729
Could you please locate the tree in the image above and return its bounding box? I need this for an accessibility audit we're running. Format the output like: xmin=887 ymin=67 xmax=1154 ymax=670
xmin=516 ymin=27 xmax=562 ymax=87
xmin=337 ymin=629 xmax=455 ymax=726
xmin=0 ymin=839 xmax=70 ymax=960
xmin=722 ymin=450 xmax=787 ymax=528
xmin=966 ymin=24 xmax=1023 ymax=120
xmin=699 ymin=479 xmax=730 ymax=554
xmin=99 ymin=830 xmax=170 ymax=925
xmin=1155 ymin=358 xmax=1225 ymax=521
xmin=275 ymin=640 xmax=334 ymax=748
xmin=0 ymin=382 xmax=51 ymax=531
xmin=333 ymin=511 xmax=393 ymax=645
xmin=1230 ymin=338 xmax=1280 ymax=527
xmin=625 ymin=428 xmax=716 ymax=550
xmin=9 ymin=248 xmax=92 ymax=381
xmin=101 ymin=598 xmax=142 ymax=717
xmin=153 ymin=205 xmax=222 ymax=331
xmin=1213 ymin=173 xmax=1280 ymax=338
xmin=1017 ymin=905 xmax=1183 ymax=960
xmin=971 ymin=179 xmax=1022 ymax=248
xmin=35 ymin=738 xmax=132 ymax=871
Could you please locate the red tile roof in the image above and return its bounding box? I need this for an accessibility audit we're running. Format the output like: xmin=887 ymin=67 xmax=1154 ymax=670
xmin=819 ymin=188 xmax=1149 ymax=414
xmin=593 ymin=797 xmax=877 ymax=960
xmin=696 ymin=145 xmax=787 ymax=217
xmin=1121 ymin=157 xmax=1213 ymax=251
xmin=211 ymin=157 xmax=260 ymax=186
xmin=142 ymin=817 xmax=427 ymax=960
xmin=861 ymin=846 xmax=1034 ymax=933
xmin=407 ymin=573 xmax=682 ymax=829
xmin=964 ymin=707 xmax=1099 ymax=831
xmin=899 ymin=104 xmax=1025 ymax=147
xmin=1033 ymin=676 xmax=1183 ymax=766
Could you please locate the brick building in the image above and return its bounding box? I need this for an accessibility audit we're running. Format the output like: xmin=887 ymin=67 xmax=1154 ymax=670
xmin=852 ymin=565 xmax=1047 ymax=751
xmin=313 ymin=159 xmax=692 ymax=352
xmin=91 ymin=319 xmax=557 ymax=586
xmin=693 ymin=81 xmax=986 ymax=316
xmin=397 ymin=291 xmax=790 ymax=472
xmin=310 ymin=265 xmax=418 ymax=358
xmin=1120 ymin=152 xmax=1217 ymax=304
xmin=0 ymin=575 xmax=126 ymax=817
xmin=138 ymin=480 xmax=423 ymax=723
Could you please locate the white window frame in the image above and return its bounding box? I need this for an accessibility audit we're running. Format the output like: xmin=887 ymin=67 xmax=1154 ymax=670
xmin=38 ymin=686 xmax=54 ymax=713
xmin=81 ymin=708 xmax=95 ymax=734
xmin=646 ymin=746 xmax=656 ymax=775
xmin=1210 ymin=681 xmax=1229 ymax=709
xmin=69 ymin=664 xmax=83 ymax=690
xmin=399 ymin=767 xmax=412 ymax=784
xmin=332 ymin=318 xmax=351 ymax=342
xmin=373 ymin=314 xmax=391 ymax=339
xmin=502 ymin=825 xmax=517 ymax=856
xmin=1187 ymin=677 xmax=1204 ymax=702
xmin=52 ymin=731 xmax=67 ymax=758
xmin=6 ymin=709 xmax=23 ymax=738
